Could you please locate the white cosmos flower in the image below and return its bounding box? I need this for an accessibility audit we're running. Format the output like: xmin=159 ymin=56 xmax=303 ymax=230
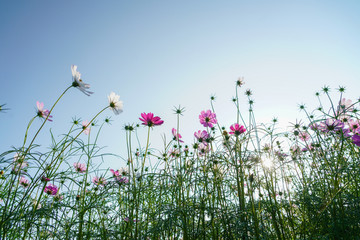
xmin=71 ymin=65 xmax=94 ymax=96
xmin=108 ymin=92 xmax=123 ymax=115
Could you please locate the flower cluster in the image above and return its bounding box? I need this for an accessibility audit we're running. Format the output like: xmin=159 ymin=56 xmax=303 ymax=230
xmin=309 ymin=98 xmax=360 ymax=147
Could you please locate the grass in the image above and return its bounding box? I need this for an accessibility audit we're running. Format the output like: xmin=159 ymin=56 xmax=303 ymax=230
xmin=0 ymin=78 xmax=360 ymax=239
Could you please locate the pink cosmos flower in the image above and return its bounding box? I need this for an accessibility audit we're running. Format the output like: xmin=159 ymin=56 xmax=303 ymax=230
xmin=298 ymin=132 xmax=310 ymax=142
xmin=229 ymin=123 xmax=246 ymax=136
xmin=319 ymin=119 xmax=345 ymax=133
xmin=110 ymin=169 xmax=129 ymax=184
xmin=110 ymin=169 xmax=121 ymax=178
xmin=36 ymin=101 xmax=53 ymax=121
xmin=82 ymin=120 xmax=90 ymax=135
xmin=168 ymin=148 xmax=180 ymax=158
xmin=92 ymin=176 xmax=107 ymax=186
xmin=338 ymin=98 xmax=353 ymax=112
xmin=74 ymin=162 xmax=87 ymax=173
xmin=172 ymin=128 xmax=184 ymax=142
xmin=347 ymin=119 xmax=360 ymax=133
xmin=19 ymin=177 xmax=29 ymax=188
xmin=198 ymin=143 xmax=210 ymax=156
xmin=194 ymin=130 xmax=209 ymax=143
xmin=44 ymin=184 xmax=58 ymax=196
xmin=139 ymin=112 xmax=164 ymax=127
xmin=199 ymin=110 xmax=217 ymax=128
xmin=12 ymin=153 xmax=28 ymax=174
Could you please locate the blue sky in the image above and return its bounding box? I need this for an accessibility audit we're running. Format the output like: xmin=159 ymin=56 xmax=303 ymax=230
xmin=1 ymin=0 xmax=360 ymax=168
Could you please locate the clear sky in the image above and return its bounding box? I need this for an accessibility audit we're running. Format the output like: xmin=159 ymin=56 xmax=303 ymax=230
xmin=1 ymin=0 xmax=360 ymax=169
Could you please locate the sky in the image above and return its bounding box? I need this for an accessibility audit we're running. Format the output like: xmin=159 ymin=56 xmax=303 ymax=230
xmin=1 ymin=0 xmax=360 ymax=169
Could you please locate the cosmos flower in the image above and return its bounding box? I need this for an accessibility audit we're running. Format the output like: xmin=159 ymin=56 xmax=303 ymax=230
xmin=194 ymin=130 xmax=209 ymax=144
xmin=298 ymin=132 xmax=310 ymax=142
xmin=319 ymin=119 xmax=345 ymax=133
xmin=92 ymin=176 xmax=107 ymax=186
xmin=352 ymin=134 xmax=360 ymax=147
xmin=347 ymin=119 xmax=360 ymax=133
xmin=108 ymin=92 xmax=123 ymax=115
xmin=74 ymin=162 xmax=87 ymax=173
xmin=82 ymin=120 xmax=90 ymax=135
xmin=36 ymin=101 xmax=52 ymax=121
xmin=12 ymin=153 xmax=28 ymax=174
xmin=19 ymin=177 xmax=29 ymax=188
xmin=44 ymin=184 xmax=58 ymax=196
xmin=172 ymin=128 xmax=184 ymax=142
xmin=139 ymin=112 xmax=164 ymax=127
xmin=199 ymin=110 xmax=217 ymax=128
xmin=229 ymin=123 xmax=246 ymax=136
xmin=71 ymin=65 xmax=93 ymax=96
xmin=198 ymin=142 xmax=210 ymax=156
xmin=168 ymin=148 xmax=180 ymax=158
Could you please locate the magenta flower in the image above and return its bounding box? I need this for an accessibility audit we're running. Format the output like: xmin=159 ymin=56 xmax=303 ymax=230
xmin=229 ymin=123 xmax=246 ymax=136
xmin=199 ymin=110 xmax=217 ymax=128
xmin=172 ymin=128 xmax=184 ymax=142
xmin=92 ymin=176 xmax=107 ymax=186
xmin=352 ymin=134 xmax=360 ymax=147
xmin=110 ymin=169 xmax=121 ymax=177
xmin=139 ymin=112 xmax=164 ymax=127
xmin=36 ymin=101 xmax=53 ymax=121
xmin=44 ymin=184 xmax=58 ymax=196
xmin=82 ymin=120 xmax=90 ymax=135
xmin=41 ymin=176 xmax=50 ymax=182
xmin=74 ymin=162 xmax=87 ymax=173
xmin=19 ymin=177 xmax=29 ymax=188
xmin=194 ymin=130 xmax=209 ymax=143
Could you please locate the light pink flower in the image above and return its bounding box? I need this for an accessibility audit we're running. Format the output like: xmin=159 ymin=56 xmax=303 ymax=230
xmin=139 ymin=112 xmax=164 ymax=127
xmin=82 ymin=120 xmax=90 ymax=135
xmin=44 ymin=184 xmax=58 ymax=196
xmin=347 ymin=119 xmax=360 ymax=133
xmin=168 ymin=148 xmax=180 ymax=158
xmin=194 ymin=130 xmax=209 ymax=143
xmin=12 ymin=153 xmax=28 ymax=174
xmin=229 ymin=123 xmax=246 ymax=136
xmin=198 ymin=143 xmax=210 ymax=156
xmin=199 ymin=110 xmax=217 ymax=128
xmin=36 ymin=101 xmax=53 ymax=121
xmin=338 ymin=98 xmax=353 ymax=112
xmin=298 ymin=132 xmax=310 ymax=141
xmin=172 ymin=128 xmax=184 ymax=142
xmin=92 ymin=176 xmax=107 ymax=186
xmin=19 ymin=177 xmax=29 ymax=188
xmin=74 ymin=162 xmax=87 ymax=173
